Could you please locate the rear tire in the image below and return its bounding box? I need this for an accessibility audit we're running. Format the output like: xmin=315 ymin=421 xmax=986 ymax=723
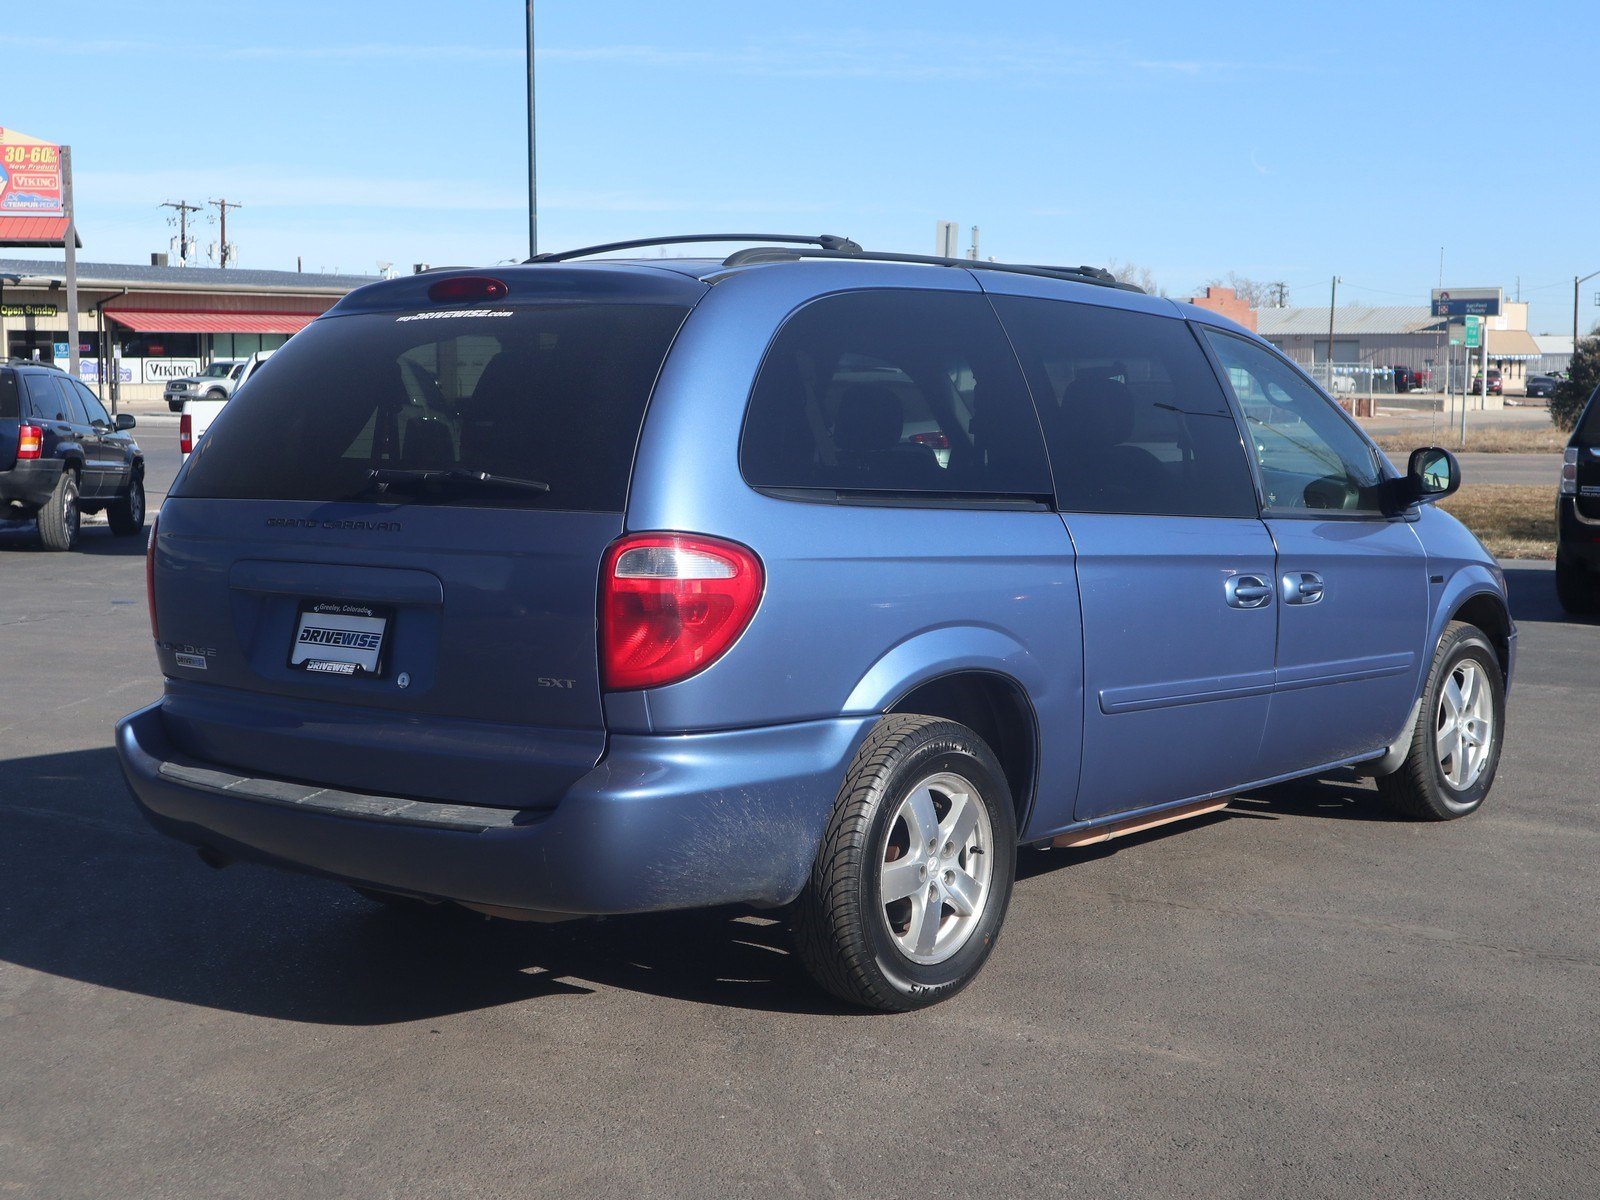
xmin=792 ymin=714 xmax=1016 ymax=1012
xmin=107 ymin=472 xmax=145 ymax=537
xmin=1555 ymin=553 xmax=1598 ymax=615
xmin=1376 ymin=622 xmax=1504 ymax=820
xmin=37 ymin=470 xmax=80 ymax=552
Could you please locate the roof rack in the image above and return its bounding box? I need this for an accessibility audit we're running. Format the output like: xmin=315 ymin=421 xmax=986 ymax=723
xmin=527 ymin=233 xmax=863 ymax=263
xmin=717 ymin=246 xmax=1137 ymax=292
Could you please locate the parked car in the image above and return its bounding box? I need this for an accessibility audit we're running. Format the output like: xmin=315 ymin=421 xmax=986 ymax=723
xmin=0 ymin=359 xmax=145 ymax=550
xmin=117 ymin=236 xmax=1515 ymax=1011
xmin=1471 ymin=368 xmax=1503 ymax=396
xmin=1526 ymin=374 xmax=1559 ymax=399
xmin=164 ymin=359 xmax=244 ymax=413
xmin=1557 ymin=385 xmax=1600 ymax=613
xmin=179 ymin=350 xmax=277 ymax=461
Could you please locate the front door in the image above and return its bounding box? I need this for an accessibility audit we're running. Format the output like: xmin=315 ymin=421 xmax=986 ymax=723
xmin=990 ymin=293 xmax=1276 ymax=823
xmin=1202 ymin=330 xmax=1429 ymax=776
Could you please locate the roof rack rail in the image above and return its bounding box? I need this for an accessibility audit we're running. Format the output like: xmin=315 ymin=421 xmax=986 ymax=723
xmin=527 ymin=233 xmax=863 ymax=263
xmin=717 ymin=246 xmax=1138 ymax=293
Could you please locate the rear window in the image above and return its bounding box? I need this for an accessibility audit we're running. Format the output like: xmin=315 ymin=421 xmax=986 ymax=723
xmin=177 ymin=304 xmax=689 ymax=511
xmin=0 ymin=370 xmax=16 ymax=420
xmin=1578 ymin=387 xmax=1600 ymax=443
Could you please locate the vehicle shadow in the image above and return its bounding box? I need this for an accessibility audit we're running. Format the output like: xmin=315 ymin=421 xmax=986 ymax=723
xmin=1502 ymin=564 xmax=1595 ymax=627
xmin=0 ymin=746 xmax=852 ymax=1024
xmin=0 ymin=523 xmax=145 ymax=555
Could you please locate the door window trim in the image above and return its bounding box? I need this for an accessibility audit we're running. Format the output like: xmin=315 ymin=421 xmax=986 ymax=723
xmin=1195 ymin=325 xmax=1402 ymax=522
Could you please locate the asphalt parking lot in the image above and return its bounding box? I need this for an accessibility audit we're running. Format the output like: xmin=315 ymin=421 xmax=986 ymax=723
xmin=2 ymin=427 xmax=1597 ymax=1199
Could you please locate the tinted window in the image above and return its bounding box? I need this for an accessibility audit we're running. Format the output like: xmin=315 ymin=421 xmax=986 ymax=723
xmin=21 ymin=374 xmax=71 ymax=422
xmin=177 ymin=304 xmax=688 ymax=512
xmin=741 ymin=290 xmax=1052 ymax=499
xmin=74 ymin=381 xmax=112 ymax=426
xmin=1204 ymin=330 xmax=1387 ymax=513
xmin=1577 ymin=387 xmax=1600 ymax=443
xmin=0 ymin=370 xmax=17 ymax=420
xmin=991 ymin=297 xmax=1258 ymax=518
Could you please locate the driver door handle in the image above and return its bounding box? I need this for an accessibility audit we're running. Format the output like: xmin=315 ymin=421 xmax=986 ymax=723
xmin=1283 ymin=571 xmax=1325 ymax=605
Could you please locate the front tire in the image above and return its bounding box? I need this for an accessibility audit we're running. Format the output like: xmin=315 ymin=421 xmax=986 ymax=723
xmin=1376 ymin=622 xmax=1505 ymax=820
xmin=37 ymin=470 xmax=80 ymax=551
xmin=792 ymin=714 xmax=1017 ymax=1011
xmin=1555 ymin=553 xmax=1598 ymax=615
xmin=107 ymin=472 xmax=145 ymax=537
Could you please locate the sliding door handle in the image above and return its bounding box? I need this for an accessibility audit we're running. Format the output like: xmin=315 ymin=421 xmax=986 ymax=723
xmin=1225 ymin=575 xmax=1273 ymax=609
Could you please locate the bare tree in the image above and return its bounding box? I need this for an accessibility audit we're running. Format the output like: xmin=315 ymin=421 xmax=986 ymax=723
xmin=1105 ymin=259 xmax=1166 ymax=297
xmin=1197 ymin=272 xmax=1277 ymax=309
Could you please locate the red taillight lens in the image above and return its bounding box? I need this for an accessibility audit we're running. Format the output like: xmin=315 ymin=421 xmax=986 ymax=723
xmin=145 ymin=511 xmax=160 ymax=640
xmin=179 ymin=413 xmax=192 ymax=455
xmin=427 ymin=275 xmax=509 ymax=303
xmin=600 ymin=533 xmax=764 ymax=691
xmin=909 ymin=431 xmax=950 ymax=450
xmin=17 ymin=424 xmax=42 ymax=459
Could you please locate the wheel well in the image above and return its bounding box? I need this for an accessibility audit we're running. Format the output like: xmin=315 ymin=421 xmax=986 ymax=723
xmin=889 ymin=671 xmax=1037 ymax=830
xmin=1451 ymin=593 xmax=1512 ymax=679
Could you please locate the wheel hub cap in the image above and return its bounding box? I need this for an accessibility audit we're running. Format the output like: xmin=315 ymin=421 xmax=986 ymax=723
xmin=877 ymin=771 xmax=993 ymax=966
xmin=1436 ymin=659 xmax=1493 ymax=791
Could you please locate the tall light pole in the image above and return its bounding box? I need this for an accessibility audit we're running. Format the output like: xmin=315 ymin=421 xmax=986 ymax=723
xmin=526 ymin=0 xmax=537 ymax=259
xmin=1326 ymin=275 xmax=1341 ymax=389
xmin=1574 ymin=269 xmax=1600 ymax=353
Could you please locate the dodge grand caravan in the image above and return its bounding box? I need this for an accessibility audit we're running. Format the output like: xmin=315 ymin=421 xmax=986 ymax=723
xmin=117 ymin=235 xmax=1514 ymax=1011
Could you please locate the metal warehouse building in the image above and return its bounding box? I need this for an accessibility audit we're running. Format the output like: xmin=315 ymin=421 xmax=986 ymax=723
xmin=1257 ymin=302 xmax=1544 ymax=398
xmin=0 ymin=257 xmax=375 ymax=406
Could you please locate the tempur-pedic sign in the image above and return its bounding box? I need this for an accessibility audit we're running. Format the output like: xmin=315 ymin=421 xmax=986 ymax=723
xmin=141 ymin=359 xmax=200 ymax=384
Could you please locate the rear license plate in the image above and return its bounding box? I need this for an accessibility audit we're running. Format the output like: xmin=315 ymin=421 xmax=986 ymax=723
xmin=289 ymin=601 xmax=392 ymax=677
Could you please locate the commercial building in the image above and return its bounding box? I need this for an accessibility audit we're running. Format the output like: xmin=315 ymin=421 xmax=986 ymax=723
xmin=0 ymin=257 xmax=375 ymax=406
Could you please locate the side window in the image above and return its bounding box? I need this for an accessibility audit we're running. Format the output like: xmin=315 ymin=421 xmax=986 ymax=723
xmin=991 ymin=296 xmax=1258 ymax=518
xmin=74 ymin=381 xmax=112 ymax=426
xmin=1203 ymin=330 xmax=1387 ymax=514
xmin=21 ymin=374 xmax=69 ymax=422
xmin=55 ymin=378 xmax=92 ymax=425
xmin=741 ymin=290 xmax=1052 ymax=499
xmin=0 ymin=370 xmax=18 ymax=420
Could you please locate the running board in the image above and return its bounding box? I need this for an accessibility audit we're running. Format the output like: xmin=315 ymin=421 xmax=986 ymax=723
xmin=1050 ymin=798 xmax=1231 ymax=850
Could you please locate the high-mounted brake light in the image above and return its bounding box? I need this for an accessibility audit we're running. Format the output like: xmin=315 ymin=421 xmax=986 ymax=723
xmin=179 ymin=413 xmax=192 ymax=456
xmin=145 ymin=511 xmax=160 ymax=640
xmin=427 ymin=275 xmax=509 ymax=304
xmin=17 ymin=424 xmax=42 ymax=459
xmin=600 ymin=533 xmax=764 ymax=691
xmin=1561 ymin=447 xmax=1578 ymax=496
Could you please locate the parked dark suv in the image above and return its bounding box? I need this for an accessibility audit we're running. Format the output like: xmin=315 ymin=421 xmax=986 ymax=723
xmin=116 ymin=235 xmax=1514 ymax=1010
xmin=0 ymin=361 xmax=146 ymax=550
xmin=1558 ymin=385 xmax=1600 ymax=613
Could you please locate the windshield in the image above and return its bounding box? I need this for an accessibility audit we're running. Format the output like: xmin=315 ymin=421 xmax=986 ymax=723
xmin=201 ymin=363 xmax=233 ymax=377
xmin=176 ymin=303 xmax=689 ymax=511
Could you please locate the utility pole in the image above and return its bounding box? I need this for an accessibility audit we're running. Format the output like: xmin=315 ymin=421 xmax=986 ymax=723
xmin=526 ymin=0 xmax=537 ymax=258
xmin=1574 ymin=270 xmax=1600 ymax=352
xmin=967 ymin=225 xmax=980 ymax=261
xmin=209 ymin=198 xmax=242 ymax=267
xmin=1326 ymin=275 xmax=1341 ymax=392
xmin=1269 ymin=281 xmax=1288 ymax=308
xmin=160 ymin=199 xmax=201 ymax=264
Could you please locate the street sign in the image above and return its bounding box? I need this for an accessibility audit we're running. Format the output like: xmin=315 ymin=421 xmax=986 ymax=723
xmin=1465 ymin=316 xmax=1482 ymax=348
xmin=1432 ymin=287 xmax=1503 ymax=318
xmin=1449 ymin=338 xmax=1462 ymax=346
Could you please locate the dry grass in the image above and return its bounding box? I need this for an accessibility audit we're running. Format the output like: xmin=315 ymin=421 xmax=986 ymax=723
xmin=1371 ymin=425 xmax=1568 ymax=456
xmin=1439 ymin=484 xmax=1556 ymax=561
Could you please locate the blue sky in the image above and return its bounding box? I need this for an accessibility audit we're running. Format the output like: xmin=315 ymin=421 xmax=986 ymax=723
xmin=3 ymin=1 xmax=1596 ymax=332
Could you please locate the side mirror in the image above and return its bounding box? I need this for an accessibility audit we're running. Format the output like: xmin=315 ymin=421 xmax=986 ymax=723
xmin=115 ymin=413 xmax=137 ymax=430
xmin=1400 ymin=445 xmax=1459 ymax=507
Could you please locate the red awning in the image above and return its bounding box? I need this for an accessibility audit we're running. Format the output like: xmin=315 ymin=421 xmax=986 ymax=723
xmin=105 ymin=310 xmax=318 ymax=335
xmin=0 ymin=215 xmax=76 ymax=246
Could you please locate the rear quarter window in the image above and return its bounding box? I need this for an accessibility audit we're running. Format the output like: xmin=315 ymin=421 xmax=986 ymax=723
xmin=1577 ymin=387 xmax=1600 ymax=443
xmin=177 ymin=303 xmax=689 ymax=512
xmin=0 ymin=370 xmax=17 ymax=420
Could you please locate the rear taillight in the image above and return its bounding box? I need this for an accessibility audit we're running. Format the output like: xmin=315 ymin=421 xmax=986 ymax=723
xmin=909 ymin=431 xmax=950 ymax=450
xmin=179 ymin=413 xmax=192 ymax=456
xmin=1561 ymin=447 xmax=1578 ymax=496
xmin=600 ymin=533 xmax=764 ymax=691
xmin=145 ymin=511 xmax=160 ymax=640
xmin=17 ymin=424 xmax=42 ymax=459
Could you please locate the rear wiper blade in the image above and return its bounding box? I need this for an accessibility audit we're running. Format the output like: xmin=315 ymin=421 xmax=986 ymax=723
xmin=367 ymin=467 xmax=550 ymax=494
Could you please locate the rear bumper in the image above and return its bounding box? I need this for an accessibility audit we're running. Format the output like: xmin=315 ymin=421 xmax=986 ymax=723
xmin=117 ymin=701 xmax=873 ymax=916
xmin=0 ymin=460 xmax=59 ymax=508
xmin=1558 ymin=496 xmax=1600 ymax=566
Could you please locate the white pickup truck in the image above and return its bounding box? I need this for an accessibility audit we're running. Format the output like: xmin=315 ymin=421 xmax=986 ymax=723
xmin=179 ymin=350 xmax=274 ymax=460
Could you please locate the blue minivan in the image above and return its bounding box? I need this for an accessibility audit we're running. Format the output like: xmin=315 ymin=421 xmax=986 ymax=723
xmin=117 ymin=235 xmax=1514 ymax=1010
